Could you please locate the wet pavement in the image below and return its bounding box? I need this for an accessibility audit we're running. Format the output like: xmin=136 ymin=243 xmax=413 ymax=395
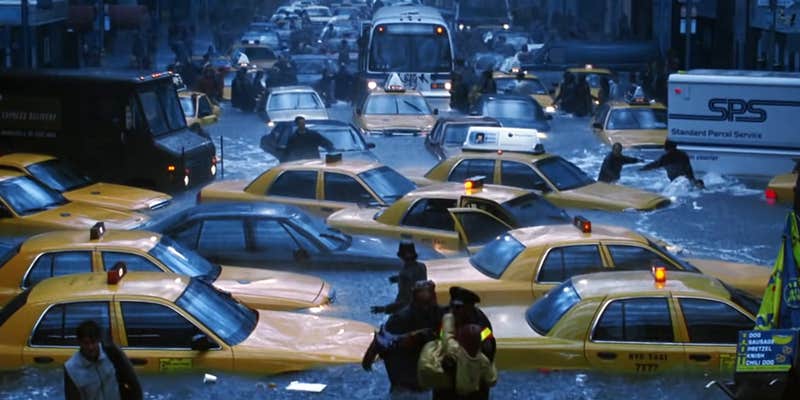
xmin=0 ymin=99 xmax=787 ymax=399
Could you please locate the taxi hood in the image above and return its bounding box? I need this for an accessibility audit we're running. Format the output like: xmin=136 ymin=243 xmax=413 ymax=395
xmin=268 ymin=108 xmax=329 ymax=123
xmin=563 ymin=182 xmax=670 ymax=211
xmin=603 ymin=129 xmax=666 ymax=149
xmin=234 ymin=310 xmax=375 ymax=372
xmin=684 ymin=258 xmax=770 ymax=298
xmin=215 ymin=267 xmax=330 ymax=310
xmin=34 ymin=202 xmax=148 ymax=230
xmin=326 ymin=206 xmax=381 ymax=229
xmin=65 ymin=183 xmax=172 ymax=211
xmin=481 ymin=304 xmax=541 ymax=340
xmin=362 ymin=115 xmax=436 ymax=133
xmin=427 ymin=257 xmax=492 ymax=285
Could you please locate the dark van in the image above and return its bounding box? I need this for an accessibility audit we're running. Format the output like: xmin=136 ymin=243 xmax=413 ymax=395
xmin=0 ymin=70 xmax=217 ymax=191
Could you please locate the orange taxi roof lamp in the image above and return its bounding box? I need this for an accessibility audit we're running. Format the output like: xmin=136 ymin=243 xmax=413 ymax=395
xmin=107 ymin=262 xmax=128 ymax=285
xmin=464 ymin=176 xmax=485 ymax=191
xmin=573 ymin=216 xmax=591 ymax=233
xmin=652 ymin=266 xmax=667 ymax=284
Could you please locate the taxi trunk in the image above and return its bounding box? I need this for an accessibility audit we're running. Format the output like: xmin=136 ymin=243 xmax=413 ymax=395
xmin=554 ymin=182 xmax=670 ymax=211
xmin=215 ymin=267 xmax=332 ymax=310
xmin=65 ymin=182 xmax=172 ymax=211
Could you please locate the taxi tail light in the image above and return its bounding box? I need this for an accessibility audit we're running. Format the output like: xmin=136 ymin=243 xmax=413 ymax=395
xmin=573 ymin=216 xmax=591 ymax=233
xmin=464 ymin=176 xmax=486 ymax=191
xmin=211 ymin=156 xmax=218 ymax=166
xmin=765 ymin=188 xmax=777 ymax=201
xmin=167 ymin=164 xmax=176 ymax=172
xmin=107 ymin=262 xmax=128 ymax=284
xmin=90 ymin=222 xmax=106 ymax=240
xmin=435 ymin=25 xmax=444 ymax=35
xmin=652 ymin=266 xmax=667 ymax=283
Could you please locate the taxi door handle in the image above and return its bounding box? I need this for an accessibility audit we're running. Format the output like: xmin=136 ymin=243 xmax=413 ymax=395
xmin=130 ymin=358 xmax=148 ymax=366
xmin=33 ymin=356 xmax=53 ymax=364
xmin=689 ymin=354 xmax=711 ymax=362
xmin=597 ymin=352 xmax=617 ymax=360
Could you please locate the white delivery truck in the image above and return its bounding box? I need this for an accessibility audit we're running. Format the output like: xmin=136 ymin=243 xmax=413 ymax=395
xmin=666 ymin=69 xmax=800 ymax=177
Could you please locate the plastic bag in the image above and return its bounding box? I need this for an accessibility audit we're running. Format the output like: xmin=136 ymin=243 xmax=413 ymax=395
xmin=417 ymin=339 xmax=451 ymax=390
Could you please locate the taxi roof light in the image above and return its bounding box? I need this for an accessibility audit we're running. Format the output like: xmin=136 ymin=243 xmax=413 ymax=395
xmin=573 ymin=216 xmax=591 ymax=233
xmin=652 ymin=265 xmax=667 ymax=284
xmin=90 ymin=222 xmax=106 ymax=240
xmin=464 ymin=176 xmax=486 ymax=191
xmin=107 ymin=262 xmax=128 ymax=285
xmin=325 ymin=153 xmax=343 ymax=163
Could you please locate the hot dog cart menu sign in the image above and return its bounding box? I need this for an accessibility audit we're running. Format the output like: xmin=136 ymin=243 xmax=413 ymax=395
xmin=736 ymin=329 xmax=799 ymax=373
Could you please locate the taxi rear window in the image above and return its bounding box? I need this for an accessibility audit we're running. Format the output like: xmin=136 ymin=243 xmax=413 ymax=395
xmin=526 ymin=280 xmax=581 ymax=335
xmin=469 ymin=234 xmax=525 ymax=278
xmin=0 ymin=289 xmax=30 ymax=328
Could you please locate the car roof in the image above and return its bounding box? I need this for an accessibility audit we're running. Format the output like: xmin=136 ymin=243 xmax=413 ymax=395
xmin=27 ymin=272 xmax=189 ymax=305
xmin=0 ymin=153 xmax=56 ymax=168
xmin=269 ymin=85 xmax=319 ymax=93
xmin=368 ymin=89 xmax=425 ymax=97
xmin=570 ymin=270 xmax=730 ymax=300
xmin=279 ymin=158 xmax=384 ymax=174
xmin=607 ymin=100 xmax=666 ymax=110
xmin=0 ymin=170 xmax=27 ymax=180
xmin=405 ymin=182 xmax=530 ymax=203
xmin=22 ymin=229 xmax=162 ymax=253
xmin=274 ymin=119 xmax=351 ymax=128
xmin=567 ymin=67 xmax=612 ymax=74
xmin=457 ymin=150 xmax=553 ymax=162
xmin=508 ymin=223 xmax=646 ymax=248
xmin=479 ymin=93 xmax=536 ymax=103
xmin=179 ymin=202 xmax=307 ymax=221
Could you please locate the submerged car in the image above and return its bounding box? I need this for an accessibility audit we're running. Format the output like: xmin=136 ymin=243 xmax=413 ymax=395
xmin=0 ymin=225 xmax=334 ymax=311
xmin=493 ymin=71 xmax=556 ymax=113
xmin=264 ymin=86 xmax=329 ymax=125
xmin=0 ymin=153 xmax=171 ymax=212
xmin=471 ymin=94 xmax=551 ymax=132
xmin=260 ymin=119 xmax=377 ymax=162
xmin=0 ymin=171 xmax=148 ymax=236
xmin=158 ymin=202 xmax=442 ymax=270
xmin=0 ymin=271 xmax=373 ymax=373
xmin=592 ymin=98 xmax=667 ymax=149
xmin=179 ymin=91 xmax=221 ymax=129
xmin=198 ymin=157 xmax=417 ymax=218
xmin=427 ymin=220 xmax=770 ymax=304
xmin=355 ymin=87 xmax=437 ymax=136
xmin=424 ymin=117 xmax=501 ymax=161
xmin=486 ymin=271 xmax=757 ymax=374
xmin=765 ymin=172 xmax=796 ymax=205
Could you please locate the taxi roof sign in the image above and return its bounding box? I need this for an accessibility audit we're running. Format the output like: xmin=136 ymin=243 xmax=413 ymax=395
xmin=90 ymin=222 xmax=106 ymax=240
xmin=107 ymin=261 xmax=128 ymax=284
xmin=385 ymin=73 xmax=406 ymax=92
xmin=463 ymin=126 xmax=545 ymax=154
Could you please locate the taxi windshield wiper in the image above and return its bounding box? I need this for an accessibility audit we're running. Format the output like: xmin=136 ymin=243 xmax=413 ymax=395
xmin=401 ymin=100 xmax=423 ymax=113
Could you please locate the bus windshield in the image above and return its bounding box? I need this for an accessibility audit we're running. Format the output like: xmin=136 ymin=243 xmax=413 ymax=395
xmin=369 ymin=24 xmax=452 ymax=73
xmin=137 ymin=83 xmax=187 ymax=136
xmin=459 ymin=0 xmax=508 ymax=19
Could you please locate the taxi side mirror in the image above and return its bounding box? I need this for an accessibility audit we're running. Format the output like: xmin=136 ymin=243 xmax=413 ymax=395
xmin=190 ymin=333 xmax=218 ymax=351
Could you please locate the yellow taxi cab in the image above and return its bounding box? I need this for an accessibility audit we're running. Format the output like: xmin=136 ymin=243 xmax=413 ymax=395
xmin=326 ymin=177 xmax=570 ymax=256
xmin=427 ymin=216 xmax=770 ymax=305
xmin=484 ymin=270 xmax=758 ymax=374
xmin=556 ymin=65 xmax=613 ymax=101
xmin=0 ymin=171 xmax=148 ymax=236
xmin=591 ymin=96 xmax=667 ymax=149
xmin=354 ymin=73 xmax=437 ymax=136
xmin=493 ymin=70 xmax=556 ymax=113
xmin=765 ymin=172 xmax=795 ymax=205
xmin=0 ymin=223 xmax=333 ymax=311
xmin=179 ymin=91 xmax=222 ymax=129
xmin=0 ymin=153 xmax=172 ymax=212
xmin=198 ymin=155 xmax=418 ymax=218
xmin=422 ymin=128 xmax=670 ymax=211
xmin=0 ymin=268 xmax=373 ymax=374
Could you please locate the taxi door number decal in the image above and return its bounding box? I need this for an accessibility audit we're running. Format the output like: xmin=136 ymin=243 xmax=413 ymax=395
xmin=159 ymin=358 xmax=193 ymax=372
xmin=629 ymin=353 xmax=666 ymax=373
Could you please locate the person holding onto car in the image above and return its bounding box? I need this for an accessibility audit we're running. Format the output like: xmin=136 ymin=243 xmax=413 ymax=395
xmin=371 ymin=240 xmax=428 ymax=315
xmin=285 ymin=116 xmax=334 ymax=161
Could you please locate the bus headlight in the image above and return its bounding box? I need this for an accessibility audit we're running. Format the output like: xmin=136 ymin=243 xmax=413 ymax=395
xmin=183 ymin=175 xmax=190 ymax=187
xmin=545 ymin=106 xmax=556 ymax=113
xmin=503 ymin=23 xmax=510 ymax=30
xmin=367 ymin=81 xmax=378 ymax=90
xmin=458 ymin=24 xmax=464 ymax=31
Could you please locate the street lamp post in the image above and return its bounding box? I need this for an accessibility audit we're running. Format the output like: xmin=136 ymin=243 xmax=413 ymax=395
xmin=21 ymin=0 xmax=30 ymax=68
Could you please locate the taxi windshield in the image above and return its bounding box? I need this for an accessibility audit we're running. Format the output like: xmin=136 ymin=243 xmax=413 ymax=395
xmin=535 ymin=156 xmax=594 ymax=191
xmin=27 ymin=159 xmax=94 ymax=192
xmin=175 ymin=279 xmax=257 ymax=346
xmin=483 ymin=99 xmax=545 ymax=121
xmin=268 ymin=92 xmax=323 ymax=111
xmin=137 ymin=83 xmax=187 ymax=136
xmin=364 ymin=94 xmax=431 ymax=115
xmin=368 ymin=24 xmax=452 ymax=73
xmin=358 ymin=166 xmax=416 ymax=203
xmin=496 ymin=78 xmax=547 ymax=95
xmin=0 ymin=176 xmax=67 ymax=215
xmin=289 ymin=211 xmax=351 ymax=251
xmin=607 ymin=108 xmax=667 ymax=130
xmin=314 ymin=125 xmax=366 ymax=152
xmin=150 ymin=236 xmax=222 ymax=281
xmin=526 ymin=280 xmax=581 ymax=335
xmin=645 ymin=239 xmax=700 ymax=273
xmin=502 ymin=193 xmax=570 ymax=226
xmin=469 ymin=234 xmax=525 ymax=278
xmin=180 ymin=96 xmax=195 ymax=117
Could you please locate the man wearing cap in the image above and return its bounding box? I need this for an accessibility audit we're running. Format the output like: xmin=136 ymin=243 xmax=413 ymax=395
xmin=372 ymin=241 xmax=428 ymax=315
xmin=362 ymin=280 xmax=444 ymax=394
xmin=433 ymin=286 xmax=496 ymax=400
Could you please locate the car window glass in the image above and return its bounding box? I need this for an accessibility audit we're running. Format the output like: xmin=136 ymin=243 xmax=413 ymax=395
xmin=102 ymin=252 xmax=161 ymax=273
xmin=448 ymin=159 xmax=495 ymax=183
xmin=25 ymin=251 xmax=93 ymax=288
xmin=31 ymin=302 xmax=111 ymax=346
xmin=324 ymin=172 xmax=373 ymax=203
xmin=198 ymin=96 xmax=213 ymax=117
xmin=252 ymin=219 xmax=300 ymax=253
xmin=454 ymin=211 xmax=510 ymax=246
xmin=679 ymin=298 xmax=754 ymax=344
xmin=607 ymin=245 xmax=676 ymax=271
xmin=121 ymin=302 xmax=202 ymax=348
xmin=538 ymin=246 xmax=603 ymax=282
xmin=442 ymin=124 xmax=470 ymax=146
xmin=198 ymin=219 xmax=246 ymax=252
xmin=402 ymin=198 xmax=458 ymax=231
xmin=169 ymin=221 xmax=201 ymax=249
xmin=267 ymin=170 xmax=317 ymax=199
xmin=592 ymin=298 xmax=674 ymax=342
xmin=501 ymin=161 xmax=547 ymax=190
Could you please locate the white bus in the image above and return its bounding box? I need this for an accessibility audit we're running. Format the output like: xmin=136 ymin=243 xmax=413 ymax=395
xmin=359 ymin=5 xmax=454 ymax=103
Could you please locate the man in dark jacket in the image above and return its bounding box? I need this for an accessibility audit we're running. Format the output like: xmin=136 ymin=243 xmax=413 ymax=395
xmin=65 ymin=320 xmax=142 ymax=400
xmin=362 ymin=280 xmax=444 ymax=394
xmin=640 ymin=140 xmax=704 ymax=188
xmin=372 ymin=240 xmax=428 ymax=315
xmin=284 ymin=116 xmax=335 ymax=161
xmin=598 ymin=142 xmax=642 ymax=183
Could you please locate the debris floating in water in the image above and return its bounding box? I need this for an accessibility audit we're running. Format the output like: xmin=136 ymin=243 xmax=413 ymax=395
xmin=286 ymin=381 xmax=327 ymax=392
xmin=203 ymin=373 xmax=217 ymax=384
